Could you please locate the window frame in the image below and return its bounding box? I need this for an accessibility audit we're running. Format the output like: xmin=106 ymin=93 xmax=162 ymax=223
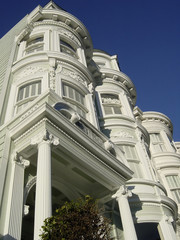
xmin=24 ymin=35 xmax=44 ymax=55
xmin=119 ymin=144 xmax=143 ymax=178
xmin=150 ymin=133 xmax=166 ymax=152
xmin=62 ymin=82 xmax=88 ymax=117
xmin=59 ymin=37 xmax=78 ymax=59
xmin=166 ymin=175 xmax=180 ymax=203
xmin=101 ymin=93 xmax=122 ymax=116
xmin=15 ymin=80 xmax=41 ymax=113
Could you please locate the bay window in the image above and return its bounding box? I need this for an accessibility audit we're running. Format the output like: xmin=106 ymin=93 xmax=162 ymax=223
xmin=62 ymin=83 xmax=87 ymax=117
xmin=166 ymin=175 xmax=180 ymax=203
xmin=16 ymin=81 xmax=41 ymax=112
xmin=101 ymin=94 xmax=121 ymax=115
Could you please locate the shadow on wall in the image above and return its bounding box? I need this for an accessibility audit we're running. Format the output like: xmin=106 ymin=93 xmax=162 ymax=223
xmin=0 ymin=234 xmax=17 ymax=240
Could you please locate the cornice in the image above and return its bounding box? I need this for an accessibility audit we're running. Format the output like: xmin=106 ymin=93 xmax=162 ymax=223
xmin=127 ymin=178 xmax=167 ymax=194
xmin=27 ymin=4 xmax=93 ymax=59
xmin=33 ymin=20 xmax=82 ymax=46
xmin=12 ymin=52 xmax=94 ymax=84
xmin=142 ymin=111 xmax=173 ymax=133
xmin=8 ymin=101 xmax=133 ymax=181
xmin=100 ymin=68 xmax=136 ymax=104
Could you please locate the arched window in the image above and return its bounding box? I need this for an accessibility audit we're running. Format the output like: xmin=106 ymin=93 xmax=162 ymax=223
xmin=16 ymin=81 xmax=41 ymax=112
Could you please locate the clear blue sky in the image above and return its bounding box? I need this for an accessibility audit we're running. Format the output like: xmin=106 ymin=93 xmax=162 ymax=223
xmin=1 ymin=0 xmax=179 ymax=141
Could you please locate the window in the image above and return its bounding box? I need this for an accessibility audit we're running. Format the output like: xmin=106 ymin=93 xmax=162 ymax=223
xmin=16 ymin=81 xmax=41 ymax=112
xmin=60 ymin=39 xmax=77 ymax=58
xmin=101 ymin=94 xmax=121 ymax=115
xmin=25 ymin=36 xmax=44 ymax=55
xmin=120 ymin=145 xmax=143 ymax=178
xmin=150 ymin=133 xmax=166 ymax=152
xmin=63 ymin=83 xmax=86 ymax=117
xmin=166 ymin=175 xmax=180 ymax=203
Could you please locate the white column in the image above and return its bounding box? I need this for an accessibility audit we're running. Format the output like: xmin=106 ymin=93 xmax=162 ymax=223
xmin=4 ymin=153 xmax=30 ymax=240
xmin=158 ymin=216 xmax=178 ymax=240
xmin=32 ymin=132 xmax=59 ymax=240
xmin=112 ymin=186 xmax=138 ymax=240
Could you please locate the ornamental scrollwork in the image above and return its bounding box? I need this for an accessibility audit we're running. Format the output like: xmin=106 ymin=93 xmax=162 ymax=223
xmin=112 ymin=185 xmax=132 ymax=200
xmin=101 ymin=97 xmax=121 ymax=104
xmin=12 ymin=152 xmax=30 ymax=168
xmin=61 ymin=68 xmax=86 ymax=86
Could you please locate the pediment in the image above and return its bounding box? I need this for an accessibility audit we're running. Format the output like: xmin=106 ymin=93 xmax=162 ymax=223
xmin=43 ymin=1 xmax=64 ymax=11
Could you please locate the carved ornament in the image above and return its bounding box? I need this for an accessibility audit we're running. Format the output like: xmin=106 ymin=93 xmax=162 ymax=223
xmin=111 ymin=131 xmax=134 ymax=139
xmin=31 ymin=130 xmax=60 ymax=146
xmin=15 ymin=65 xmax=47 ymax=80
xmin=60 ymin=67 xmax=86 ymax=86
xmin=101 ymin=97 xmax=121 ymax=104
xmin=12 ymin=152 xmax=30 ymax=168
xmin=112 ymin=185 xmax=132 ymax=199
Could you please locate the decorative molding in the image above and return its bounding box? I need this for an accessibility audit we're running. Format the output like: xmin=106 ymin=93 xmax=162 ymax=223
xmin=34 ymin=21 xmax=81 ymax=46
xmin=60 ymin=67 xmax=87 ymax=86
xmin=24 ymin=205 xmax=30 ymax=216
xmin=20 ymin=104 xmax=39 ymax=120
xmin=14 ymin=118 xmax=47 ymax=144
xmin=16 ymin=23 xmax=34 ymax=44
xmin=101 ymin=97 xmax=121 ymax=104
xmin=162 ymin=215 xmax=174 ymax=223
xmin=15 ymin=65 xmax=48 ymax=80
xmin=12 ymin=152 xmax=30 ymax=168
xmin=77 ymin=122 xmax=104 ymax=148
xmin=70 ymin=112 xmax=80 ymax=124
xmin=49 ymin=58 xmax=56 ymax=91
xmin=112 ymin=185 xmax=132 ymax=199
xmin=31 ymin=130 xmax=60 ymax=146
xmin=104 ymin=140 xmax=114 ymax=151
xmin=111 ymin=131 xmax=134 ymax=139
xmin=13 ymin=117 xmax=112 ymax=168
xmin=59 ymin=29 xmax=81 ymax=46
xmin=88 ymin=83 xmax=94 ymax=94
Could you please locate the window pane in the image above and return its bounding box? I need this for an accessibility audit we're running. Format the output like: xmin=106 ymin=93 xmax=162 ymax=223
xmin=113 ymin=106 xmax=121 ymax=114
xmin=25 ymin=85 xmax=30 ymax=98
xmin=27 ymin=37 xmax=43 ymax=47
xmin=75 ymin=91 xmax=80 ymax=102
xmin=69 ymin=87 xmax=74 ymax=99
xmin=31 ymin=83 xmax=36 ymax=96
xmin=38 ymin=82 xmax=41 ymax=94
xmin=18 ymin=88 xmax=24 ymax=101
xmin=104 ymin=106 xmax=113 ymax=115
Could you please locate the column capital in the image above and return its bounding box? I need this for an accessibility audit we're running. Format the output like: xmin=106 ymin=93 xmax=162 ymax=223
xmin=162 ymin=215 xmax=174 ymax=223
xmin=12 ymin=152 xmax=30 ymax=168
xmin=112 ymin=185 xmax=132 ymax=200
xmin=31 ymin=130 xmax=60 ymax=146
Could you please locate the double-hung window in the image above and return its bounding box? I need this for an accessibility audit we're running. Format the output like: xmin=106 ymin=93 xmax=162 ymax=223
xmin=63 ymin=83 xmax=86 ymax=117
xmin=60 ymin=39 xmax=77 ymax=59
xmin=101 ymin=94 xmax=121 ymax=115
xmin=166 ymin=175 xmax=180 ymax=203
xmin=150 ymin=133 xmax=166 ymax=152
xmin=25 ymin=36 xmax=44 ymax=55
xmin=16 ymin=81 xmax=41 ymax=112
xmin=120 ymin=145 xmax=143 ymax=178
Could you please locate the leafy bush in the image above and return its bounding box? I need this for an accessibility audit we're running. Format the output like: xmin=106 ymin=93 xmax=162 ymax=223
xmin=40 ymin=195 xmax=111 ymax=240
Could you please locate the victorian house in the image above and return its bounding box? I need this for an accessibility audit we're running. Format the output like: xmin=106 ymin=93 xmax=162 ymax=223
xmin=0 ymin=2 xmax=180 ymax=239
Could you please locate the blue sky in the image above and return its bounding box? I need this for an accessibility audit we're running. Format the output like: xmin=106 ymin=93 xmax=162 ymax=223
xmin=1 ymin=0 xmax=179 ymax=141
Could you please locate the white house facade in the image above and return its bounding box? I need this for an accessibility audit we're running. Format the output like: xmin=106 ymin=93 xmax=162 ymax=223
xmin=0 ymin=2 xmax=179 ymax=240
